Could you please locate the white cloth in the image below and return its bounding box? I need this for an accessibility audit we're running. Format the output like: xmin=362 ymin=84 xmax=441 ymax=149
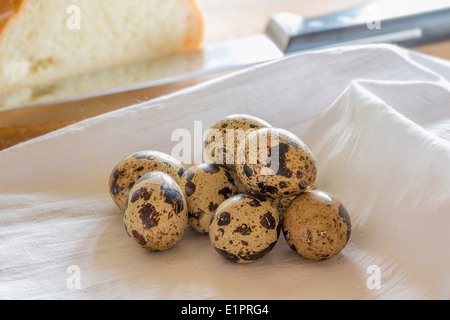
xmin=0 ymin=44 xmax=449 ymax=300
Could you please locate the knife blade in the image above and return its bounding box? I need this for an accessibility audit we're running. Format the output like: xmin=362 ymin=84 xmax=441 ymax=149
xmin=1 ymin=0 xmax=449 ymax=151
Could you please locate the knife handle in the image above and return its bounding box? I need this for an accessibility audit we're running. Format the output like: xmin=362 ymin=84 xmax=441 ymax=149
xmin=267 ymin=0 xmax=450 ymax=53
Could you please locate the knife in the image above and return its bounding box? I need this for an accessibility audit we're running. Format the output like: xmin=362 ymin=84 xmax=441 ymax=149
xmin=1 ymin=0 xmax=449 ymax=151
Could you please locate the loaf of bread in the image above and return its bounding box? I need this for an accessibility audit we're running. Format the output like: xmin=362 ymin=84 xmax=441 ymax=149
xmin=0 ymin=0 xmax=204 ymax=108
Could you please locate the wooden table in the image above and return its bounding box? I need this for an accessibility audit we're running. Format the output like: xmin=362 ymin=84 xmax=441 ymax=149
xmin=197 ymin=0 xmax=450 ymax=60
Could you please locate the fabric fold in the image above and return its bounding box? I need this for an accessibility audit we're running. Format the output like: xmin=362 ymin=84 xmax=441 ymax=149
xmin=0 ymin=44 xmax=449 ymax=299
xmin=303 ymin=80 xmax=450 ymax=299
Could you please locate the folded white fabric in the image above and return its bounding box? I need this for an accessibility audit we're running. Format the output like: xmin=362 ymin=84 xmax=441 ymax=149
xmin=0 ymin=44 xmax=449 ymax=300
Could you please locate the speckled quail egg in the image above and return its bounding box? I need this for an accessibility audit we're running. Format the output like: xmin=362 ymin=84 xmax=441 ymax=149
xmin=178 ymin=163 xmax=238 ymax=234
xmin=109 ymin=150 xmax=185 ymax=211
xmin=272 ymin=197 xmax=295 ymax=218
xmin=228 ymin=170 xmax=251 ymax=193
xmin=204 ymin=114 xmax=271 ymax=169
xmin=235 ymin=127 xmax=317 ymax=199
xmin=273 ymin=182 xmax=318 ymax=218
xmin=209 ymin=193 xmax=281 ymax=264
xmin=282 ymin=190 xmax=351 ymax=261
xmin=123 ymin=171 xmax=188 ymax=251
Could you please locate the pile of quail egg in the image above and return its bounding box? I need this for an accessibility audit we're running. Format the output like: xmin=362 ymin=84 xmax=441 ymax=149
xmin=108 ymin=114 xmax=352 ymax=264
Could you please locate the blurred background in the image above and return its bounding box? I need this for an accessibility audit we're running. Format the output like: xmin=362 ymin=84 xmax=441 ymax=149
xmin=197 ymin=0 xmax=450 ymax=59
xmin=1 ymin=0 xmax=449 ymax=151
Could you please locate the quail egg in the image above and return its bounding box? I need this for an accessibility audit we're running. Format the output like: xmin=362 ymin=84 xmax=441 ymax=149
xmin=123 ymin=171 xmax=188 ymax=251
xmin=282 ymin=190 xmax=351 ymax=260
xmin=235 ymin=127 xmax=317 ymax=198
xmin=109 ymin=150 xmax=185 ymax=211
xmin=273 ymin=182 xmax=318 ymax=218
xmin=209 ymin=193 xmax=281 ymax=264
xmin=204 ymin=114 xmax=271 ymax=169
xmin=229 ymin=170 xmax=251 ymax=193
xmin=272 ymin=196 xmax=295 ymax=218
xmin=178 ymin=163 xmax=238 ymax=234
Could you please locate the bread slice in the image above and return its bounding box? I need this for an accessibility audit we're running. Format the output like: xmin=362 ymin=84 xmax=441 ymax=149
xmin=0 ymin=49 xmax=203 ymax=109
xmin=0 ymin=0 xmax=204 ymax=101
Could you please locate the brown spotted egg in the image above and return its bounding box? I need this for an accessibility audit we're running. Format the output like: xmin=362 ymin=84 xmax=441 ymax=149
xmin=204 ymin=114 xmax=271 ymax=169
xmin=228 ymin=170 xmax=251 ymax=193
xmin=209 ymin=193 xmax=281 ymax=264
xmin=235 ymin=128 xmax=317 ymax=199
xmin=272 ymin=196 xmax=295 ymax=218
xmin=273 ymin=181 xmax=318 ymax=218
xmin=109 ymin=150 xmax=185 ymax=211
xmin=178 ymin=163 xmax=238 ymax=234
xmin=282 ymin=190 xmax=351 ymax=260
xmin=123 ymin=171 xmax=188 ymax=251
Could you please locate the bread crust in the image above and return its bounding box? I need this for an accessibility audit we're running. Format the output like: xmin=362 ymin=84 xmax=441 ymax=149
xmin=185 ymin=0 xmax=205 ymax=49
xmin=0 ymin=0 xmax=26 ymax=35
